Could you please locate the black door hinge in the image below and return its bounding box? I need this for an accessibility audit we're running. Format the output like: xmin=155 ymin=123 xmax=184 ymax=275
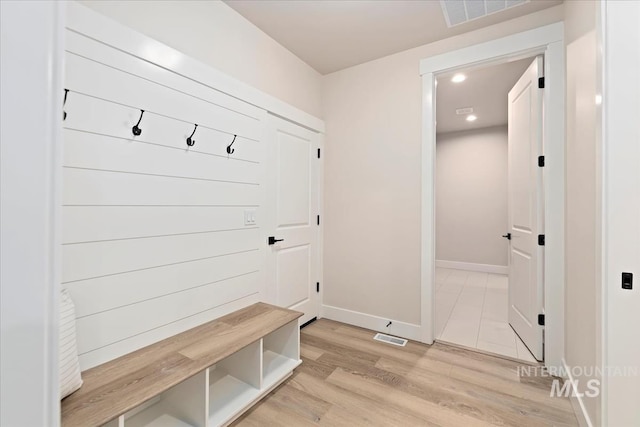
xmin=538 ymin=234 xmax=545 ymax=246
xmin=538 ymin=314 xmax=545 ymax=326
xmin=317 ymin=148 xmax=321 ymax=159
xmin=316 ymin=282 xmax=320 ymax=293
xmin=538 ymin=77 xmax=545 ymax=88
xmin=538 ymin=156 xmax=545 ymax=167
xmin=317 ymin=215 xmax=320 ymax=226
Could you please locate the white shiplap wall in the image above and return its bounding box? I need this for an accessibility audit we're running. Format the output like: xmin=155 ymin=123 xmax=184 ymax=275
xmin=63 ymin=29 xmax=266 ymax=370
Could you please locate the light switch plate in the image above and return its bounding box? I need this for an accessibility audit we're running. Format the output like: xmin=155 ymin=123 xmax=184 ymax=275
xmin=244 ymin=209 xmax=257 ymax=226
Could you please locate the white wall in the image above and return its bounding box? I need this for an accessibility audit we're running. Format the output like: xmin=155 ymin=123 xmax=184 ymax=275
xmin=322 ymin=6 xmax=563 ymax=326
xmin=436 ymin=126 xmax=508 ymax=268
xmin=0 ymin=1 xmax=63 ymax=425
xmin=564 ymin=1 xmax=600 ymax=424
xmin=600 ymin=1 xmax=640 ymax=425
xmin=63 ymin=26 xmax=266 ymax=370
xmin=78 ymin=0 xmax=323 ymax=118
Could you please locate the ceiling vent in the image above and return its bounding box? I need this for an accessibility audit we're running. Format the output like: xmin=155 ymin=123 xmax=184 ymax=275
xmin=456 ymin=107 xmax=474 ymax=115
xmin=440 ymin=0 xmax=530 ymax=27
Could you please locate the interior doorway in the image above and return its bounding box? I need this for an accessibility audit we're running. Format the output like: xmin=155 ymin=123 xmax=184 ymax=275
xmin=433 ymin=58 xmax=539 ymax=363
xmin=419 ymin=22 xmax=566 ymax=370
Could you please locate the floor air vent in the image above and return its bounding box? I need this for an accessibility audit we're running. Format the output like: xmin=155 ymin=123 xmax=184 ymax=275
xmin=373 ymin=333 xmax=408 ymax=347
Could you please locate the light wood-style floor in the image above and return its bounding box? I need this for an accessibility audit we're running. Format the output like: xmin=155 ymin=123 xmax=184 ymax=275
xmin=233 ymin=319 xmax=578 ymax=426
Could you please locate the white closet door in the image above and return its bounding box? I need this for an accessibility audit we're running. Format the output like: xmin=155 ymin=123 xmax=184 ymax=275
xmin=507 ymin=57 xmax=544 ymax=361
xmin=265 ymin=114 xmax=320 ymax=325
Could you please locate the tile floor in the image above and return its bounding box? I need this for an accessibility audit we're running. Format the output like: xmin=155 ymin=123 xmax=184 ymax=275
xmin=435 ymin=267 xmax=538 ymax=363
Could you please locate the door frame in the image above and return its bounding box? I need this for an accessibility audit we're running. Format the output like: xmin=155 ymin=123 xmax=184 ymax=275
xmin=1 ymin=1 xmax=65 ymax=425
xmin=598 ymin=1 xmax=640 ymax=424
xmin=419 ymin=22 xmax=565 ymax=370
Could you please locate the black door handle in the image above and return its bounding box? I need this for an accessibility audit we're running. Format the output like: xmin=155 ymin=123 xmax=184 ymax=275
xmin=268 ymin=236 xmax=284 ymax=245
xmin=502 ymin=233 xmax=512 ymax=240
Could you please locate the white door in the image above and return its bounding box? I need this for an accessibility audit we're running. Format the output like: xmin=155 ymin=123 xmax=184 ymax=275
xmin=507 ymin=57 xmax=544 ymax=361
xmin=265 ymin=114 xmax=320 ymax=326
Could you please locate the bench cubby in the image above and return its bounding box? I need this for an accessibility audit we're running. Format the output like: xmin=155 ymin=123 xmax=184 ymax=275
xmin=208 ymin=340 xmax=261 ymax=426
xmin=61 ymin=303 xmax=303 ymax=427
xmin=263 ymin=321 xmax=301 ymax=389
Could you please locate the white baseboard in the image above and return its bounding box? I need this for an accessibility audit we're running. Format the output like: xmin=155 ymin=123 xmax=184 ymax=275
xmin=436 ymin=260 xmax=508 ymax=275
xmin=562 ymin=358 xmax=593 ymax=427
xmin=321 ymin=305 xmax=422 ymax=341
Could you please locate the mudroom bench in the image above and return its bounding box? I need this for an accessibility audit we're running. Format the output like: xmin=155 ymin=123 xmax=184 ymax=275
xmin=61 ymin=303 xmax=303 ymax=427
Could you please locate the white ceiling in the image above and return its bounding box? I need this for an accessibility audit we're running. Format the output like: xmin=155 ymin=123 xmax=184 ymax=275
xmin=436 ymin=57 xmax=534 ymax=134
xmin=224 ymin=0 xmax=562 ymax=74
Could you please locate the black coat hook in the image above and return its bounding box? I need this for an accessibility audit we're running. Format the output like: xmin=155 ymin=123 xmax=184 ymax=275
xmin=132 ymin=110 xmax=145 ymax=136
xmin=186 ymin=124 xmax=198 ymax=147
xmin=62 ymin=89 xmax=69 ymax=121
xmin=226 ymin=135 xmax=237 ymax=155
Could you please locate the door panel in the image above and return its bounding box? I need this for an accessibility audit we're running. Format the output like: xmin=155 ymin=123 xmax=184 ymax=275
xmin=511 ymin=250 xmax=533 ymax=324
xmin=266 ymin=114 xmax=320 ymax=325
xmin=508 ymin=56 xmax=544 ymax=361
xmin=276 ymin=134 xmax=311 ymax=227
xmin=511 ymin=89 xmax=533 ymax=230
xmin=276 ymin=245 xmax=310 ymax=308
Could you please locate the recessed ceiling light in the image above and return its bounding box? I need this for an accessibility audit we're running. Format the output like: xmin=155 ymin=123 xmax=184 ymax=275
xmin=466 ymin=115 xmax=477 ymax=122
xmin=451 ymin=73 xmax=466 ymax=83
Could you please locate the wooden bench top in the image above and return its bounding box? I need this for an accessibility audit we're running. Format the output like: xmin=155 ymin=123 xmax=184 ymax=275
xmin=61 ymin=302 xmax=303 ymax=427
